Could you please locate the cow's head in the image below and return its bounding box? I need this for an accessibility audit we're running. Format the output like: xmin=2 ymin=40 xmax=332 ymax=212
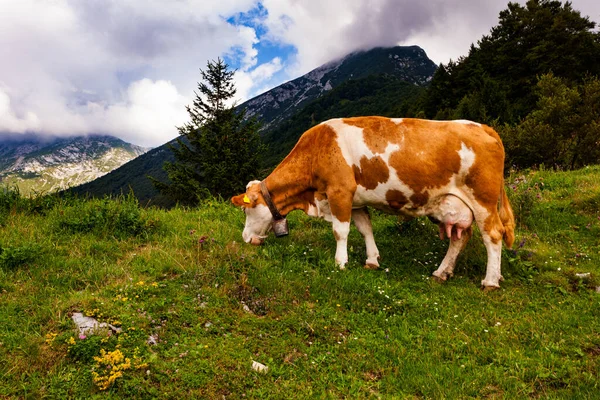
xmin=231 ymin=180 xmax=275 ymax=245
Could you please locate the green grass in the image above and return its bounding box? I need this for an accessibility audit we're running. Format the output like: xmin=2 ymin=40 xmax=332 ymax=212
xmin=1 ymin=166 xmax=599 ymax=398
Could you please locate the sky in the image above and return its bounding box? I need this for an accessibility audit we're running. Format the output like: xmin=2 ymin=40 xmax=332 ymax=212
xmin=1 ymin=0 xmax=599 ymax=148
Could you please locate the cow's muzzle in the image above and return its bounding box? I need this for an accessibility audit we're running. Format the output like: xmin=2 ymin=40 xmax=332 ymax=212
xmin=272 ymin=218 xmax=289 ymax=237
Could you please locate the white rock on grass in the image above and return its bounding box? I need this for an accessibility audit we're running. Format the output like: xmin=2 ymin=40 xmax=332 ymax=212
xmin=251 ymin=360 xmax=269 ymax=374
xmin=71 ymin=312 xmax=121 ymax=335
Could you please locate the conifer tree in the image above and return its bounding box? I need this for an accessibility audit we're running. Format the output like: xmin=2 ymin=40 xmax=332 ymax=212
xmin=151 ymin=58 xmax=264 ymax=204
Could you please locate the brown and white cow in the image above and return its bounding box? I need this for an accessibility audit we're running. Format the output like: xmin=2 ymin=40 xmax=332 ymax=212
xmin=232 ymin=117 xmax=515 ymax=289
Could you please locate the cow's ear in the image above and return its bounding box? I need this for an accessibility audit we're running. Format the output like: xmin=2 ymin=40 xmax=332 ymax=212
xmin=231 ymin=193 xmax=247 ymax=207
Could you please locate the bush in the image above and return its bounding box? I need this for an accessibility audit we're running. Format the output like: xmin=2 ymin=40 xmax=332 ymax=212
xmin=54 ymin=194 xmax=157 ymax=239
xmin=0 ymin=244 xmax=41 ymax=270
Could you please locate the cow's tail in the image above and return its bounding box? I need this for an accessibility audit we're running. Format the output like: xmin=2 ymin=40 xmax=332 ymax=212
xmin=499 ymin=182 xmax=515 ymax=248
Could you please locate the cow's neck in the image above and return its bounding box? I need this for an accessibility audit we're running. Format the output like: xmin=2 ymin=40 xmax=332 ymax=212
xmin=263 ymin=154 xmax=314 ymax=216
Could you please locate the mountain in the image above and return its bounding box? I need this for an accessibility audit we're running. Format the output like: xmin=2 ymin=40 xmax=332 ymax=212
xmin=241 ymin=45 xmax=436 ymax=130
xmin=0 ymin=135 xmax=148 ymax=195
xmin=70 ymin=45 xmax=437 ymax=204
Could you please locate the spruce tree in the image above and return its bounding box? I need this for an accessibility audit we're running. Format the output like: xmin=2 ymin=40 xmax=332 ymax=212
xmin=151 ymin=58 xmax=264 ymax=205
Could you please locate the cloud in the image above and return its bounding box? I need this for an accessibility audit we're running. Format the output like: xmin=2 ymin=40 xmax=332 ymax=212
xmin=260 ymin=0 xmax=600 ymax=75
xmin=0 ymin=0 xmax=261 ymax=147
xmin=0 ymin=87 xmax=40 ymax=132
xmin=234 ymin=57 xmax=284 ymax=102
xmin=86 ymin=79 xmax=189 ymax=148
xmin=2 ymin=0 xmax=599 ymax=147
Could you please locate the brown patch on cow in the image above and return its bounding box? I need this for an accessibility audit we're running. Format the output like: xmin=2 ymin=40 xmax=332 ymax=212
xmin=333 ymin=230 xmax=341 ymax=241
xmin=343 ymin=116 xmax=403 ymax=154
xmin=388 ymin=119 xmax=462 ymax=194
xmin=409 ymin=191 xmax=429 ymax=208
xmin=266 ymin=123 xmax=354 ymax=223
xmin=385 ymin=189 xmax=408 ymax=210
xmin=309 ymin=124 xmax=355 ymax=223
xmin=353 ymin=155 xmax=390 ymax=190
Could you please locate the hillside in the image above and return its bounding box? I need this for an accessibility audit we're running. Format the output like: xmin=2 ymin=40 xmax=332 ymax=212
xmin=1 ymin=165 xmax=599 ymax=397
xmin=69 ymin=45 xmax=437 ymax=203
xmin=241 ymin=45 xmax=436 ymax=130
xmin=0 ymin=135 xmax=148 ymax=195
xmin=261 ymin=74 xmax=424 ymax=166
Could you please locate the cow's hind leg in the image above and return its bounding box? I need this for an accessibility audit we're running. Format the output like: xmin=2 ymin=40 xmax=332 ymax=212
xmin=432 ymin=226 xmax=472 ymax=282
xmin=352 ymin=208 xmax=380 ymax=269
xmin=478 ymin=213 xmax=505 ymax=290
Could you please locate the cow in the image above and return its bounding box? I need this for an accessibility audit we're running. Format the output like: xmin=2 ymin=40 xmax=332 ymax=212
xmin=231 ymin=117 xmax=515 ymax=289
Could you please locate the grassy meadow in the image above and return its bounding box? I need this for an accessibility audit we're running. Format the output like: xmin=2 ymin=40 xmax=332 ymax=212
xmin=0 ymin=166 xmax=599 ymax=398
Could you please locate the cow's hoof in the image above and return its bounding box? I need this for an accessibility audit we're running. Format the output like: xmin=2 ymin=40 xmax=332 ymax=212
xmin=432 ymin=271 xmax=452 ymax=282
xmin=481 ymin=285 xmax=500 ymax=292
xmin=364 ymin=263 xmax=379 ymax=270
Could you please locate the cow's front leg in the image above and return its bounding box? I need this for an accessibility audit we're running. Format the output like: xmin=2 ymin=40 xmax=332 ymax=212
xmin=352 ymin=208 xmax=380 ymax=269
xmin=332 ymin=216 xmax=350 ymax=269
xmin=327 ymin=189 xmax=354 ymax=270
xmin=432 ymin=226 xmax=472 ymax=282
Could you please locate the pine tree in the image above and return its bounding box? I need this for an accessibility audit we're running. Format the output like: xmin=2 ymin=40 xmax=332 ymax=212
xmin=151 ymin=58 xmax=264 ymax=205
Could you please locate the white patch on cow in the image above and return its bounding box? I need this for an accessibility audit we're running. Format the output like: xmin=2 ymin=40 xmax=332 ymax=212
xmin=306 ymin=204 xmax=319 ymax=217
xmin=324 ymin=119 xmax=364 ymax=169
xmin=246 ymin=180 xmax=261 ymax=189
xmin=242 ymin=204 xmax=273 ymax=243
xmin=307 ymin=197 xmax=333 ymax=222
xmin=458 ymin=143 xmax=476 ymax=175
xmin=390 ymin=118 xmax=404 ymax=125
xmin=454 ymin=119 xmax=482 ymax=127
xmin=427 ymin=119 xmax=482 ymax=127
xmin=326 ymin=119 xmax=414 ymax=211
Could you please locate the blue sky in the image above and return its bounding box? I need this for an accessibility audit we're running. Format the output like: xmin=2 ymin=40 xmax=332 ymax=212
xmin=1 ymin=0 xmax=599 ymax=147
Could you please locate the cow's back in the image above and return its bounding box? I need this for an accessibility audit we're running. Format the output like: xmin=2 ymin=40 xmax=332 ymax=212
xmin=318 ymin=117 xmax=505 ymax=214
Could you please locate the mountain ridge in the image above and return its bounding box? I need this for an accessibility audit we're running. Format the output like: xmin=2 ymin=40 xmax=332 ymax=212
xmin=0 ymin=134 xmax=149 ymax=195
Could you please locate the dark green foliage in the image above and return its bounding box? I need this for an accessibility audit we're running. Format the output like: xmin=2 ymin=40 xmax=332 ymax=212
xmin=151 ymin=59 xmax=265 ymax=204
xmin=500 ymin=74 xmax=600 ymax=169
xmin=423 ymin=0 xmax=600 ymax=125
xmin=54 ymin=194 xmax=156 ymax=239
xmin=0 ymin=244 xmax=41 ymax=270
xmin=67 ymin=335 xmax=103 ymax=363
xmin=262 ymin=74 xmax=425 ymax=166
xmin=0 ymin=185 xmax=65 ymax=223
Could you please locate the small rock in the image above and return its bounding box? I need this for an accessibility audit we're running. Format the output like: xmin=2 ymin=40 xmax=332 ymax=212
xmin=72 ymin=312 xmax=121 ymax=335
xmin=241 ymin=302 xmax=253 ymax=314
xmin=575 ymin=273 xmax=591 ymax=279
xmin=204 ymin=322 xmax=213 ymax=328
xmin=596 ymin=287 xmax=600 ymax=293
xmin=147 ymin=334 xmax=158 ymax=345
xmin=251 ymin=360 xmax=268 ymax=374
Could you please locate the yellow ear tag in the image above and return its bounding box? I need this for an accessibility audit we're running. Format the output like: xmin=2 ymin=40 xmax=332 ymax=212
xmin=243 ymin=195 xmax=251 ymax=204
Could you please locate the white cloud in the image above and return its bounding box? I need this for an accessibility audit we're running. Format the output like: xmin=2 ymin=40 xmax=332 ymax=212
xmin=0 ymin=87 xmax=40 ymax=132
xmin=260 ymin=0 xmax=600 ymax=75
xmin=87 ymin=79 xmax=189 ymax=148
xmin=1 ymin=0 xmax=599 ymax=147
xmin=0 ymin=0 xmax=261 ymax=147
xmin=234 ymin=57 xmax=284 ymax=103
